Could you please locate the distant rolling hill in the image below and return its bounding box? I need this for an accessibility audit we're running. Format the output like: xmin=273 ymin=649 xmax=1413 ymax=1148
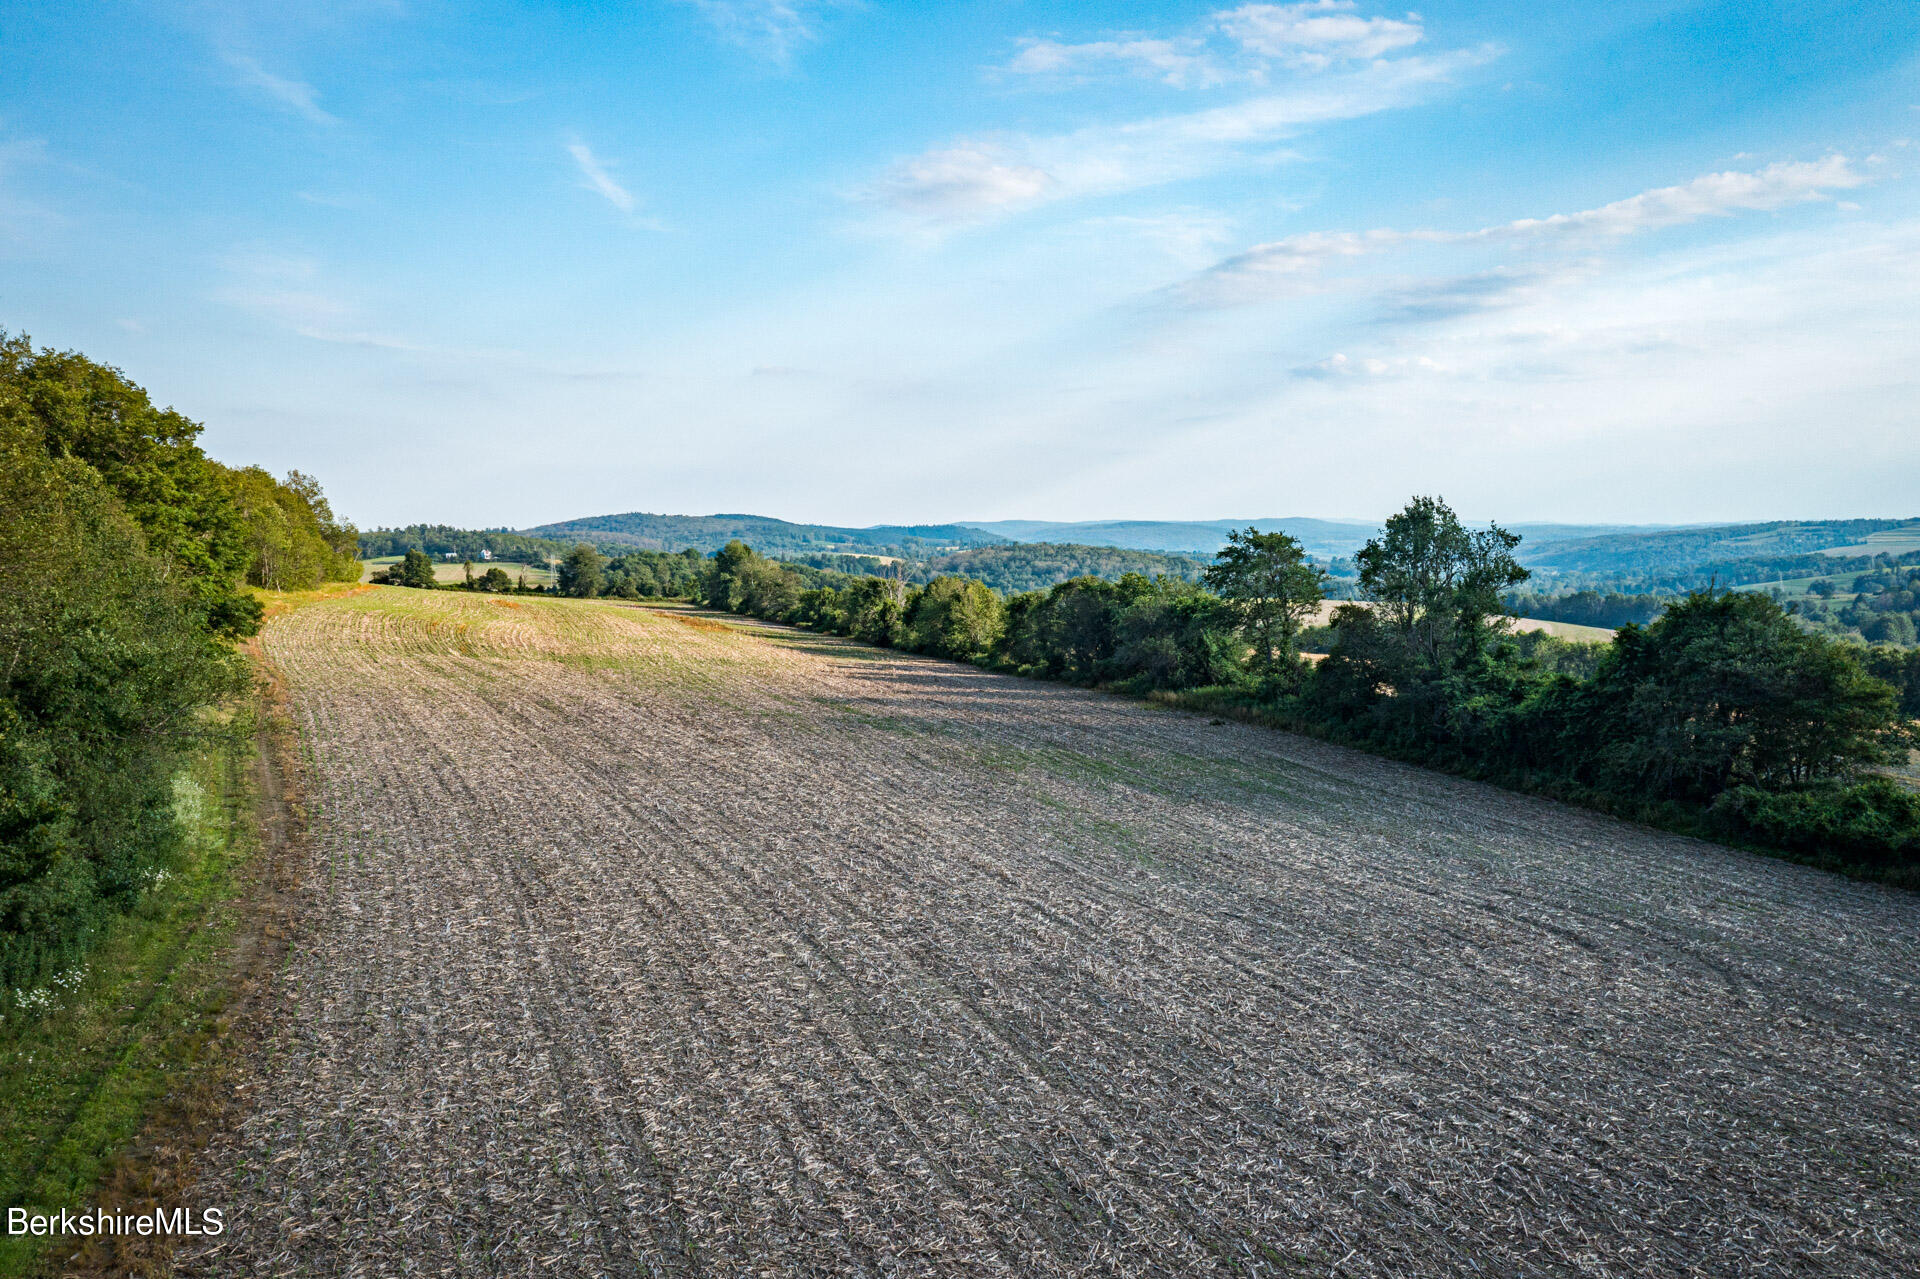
xmin=523 ymin=512 xmax=1007 ymax=556
xmin=958 ymin=518 xmax=1680 ymax=560
xmin=514 ymin=512 xmax=1920 ymax=588
xmin=958 ymin=518 xmax=1374 ymax=557
xmin=1522 ymin=520 xmax=1920 ymax=575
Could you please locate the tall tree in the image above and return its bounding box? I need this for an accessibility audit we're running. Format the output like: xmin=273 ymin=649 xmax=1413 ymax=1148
xmin=1204 ymin=528 xmax=1326 ymax=681
xmin=1354 ymin=496 xmax=1529 ymax=677
xmin=558 ymin=543 xmax=606 ymax=598
xmin=1567 ymin=590 xmax=1903 ymax=799
xmin=398 ymin=548 xmax=438 ymax=589
xmin=0 ymin=330 xmax=261 ymax=634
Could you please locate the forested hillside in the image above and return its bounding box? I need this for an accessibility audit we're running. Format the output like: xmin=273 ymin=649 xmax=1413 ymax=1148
xmin=359 ymin=524 xmax=578 ymax=563
xmin=916 ymin=543 xmax=1208 ymax=591
xmin=0 ymin=330 xmax=358 ymax=1010
xmin=958 ymin=517 xmax=1669 ymax=558
xmin=525 ymin=511 xmax=1005 ymax=556
xmin=1526 ymin=520 xmax=1916 ymax=575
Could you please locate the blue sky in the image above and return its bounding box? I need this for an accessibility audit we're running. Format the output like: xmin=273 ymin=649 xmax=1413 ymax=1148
xmin=2 ymin=1 xmax=1916 ymax=529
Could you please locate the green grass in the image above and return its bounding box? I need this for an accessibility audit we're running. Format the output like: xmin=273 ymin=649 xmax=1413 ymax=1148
xmin=0 ymin=721 xmax=261 ymax=1276
xmin=1734 ymin=571 xmax=1865 ymax=599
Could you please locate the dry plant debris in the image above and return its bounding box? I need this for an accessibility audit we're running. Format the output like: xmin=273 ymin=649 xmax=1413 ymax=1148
xmin=183 ymin=589 xmax=1919 ymax=1277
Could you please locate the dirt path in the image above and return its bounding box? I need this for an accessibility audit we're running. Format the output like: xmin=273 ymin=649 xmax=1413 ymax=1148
xmin=184 ymin=591 xmax=1919 ymax=1277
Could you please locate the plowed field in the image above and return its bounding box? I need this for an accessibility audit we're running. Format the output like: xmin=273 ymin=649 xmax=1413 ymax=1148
xmin=186 ymin=589 xmax=1918 ymax=1277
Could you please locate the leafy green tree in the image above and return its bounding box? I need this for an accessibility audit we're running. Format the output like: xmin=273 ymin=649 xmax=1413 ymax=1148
xmin=225 ymin=465 xmax=360 ymax=590
xmin=738 ymin=558 xmax=805 ymax=619
xmin=1561 ymin=590 xmax=1903 ymax=800
xmin=705 ymin=540 xmax=755 ymax=609
xmin=842 ymin=577 xmax=905 ymax=646
xmin=479 ymin=566 xmax=512 ymax=592
xmin=1862 ymin=646 xmax=1920 ymax=718
xmin=904 ymin=576 xmax=1006 ymax=662
xmin=1 ymin=415 xmax=245 ymax=1004
xmin=1204 ymin=528 xmax=1325 ymax=683
xmin=1354 ymin=496 xmax=1530 ymax=678
xmin=398 ymin=548 xmax=438 ymax=589
xmin=1 ymin=330 xmax=260 ymax=635
xmin=1109 ymin=579 xmax=1241 ymax=690
xmin=557 ymin=543 xmax=606 ymax=597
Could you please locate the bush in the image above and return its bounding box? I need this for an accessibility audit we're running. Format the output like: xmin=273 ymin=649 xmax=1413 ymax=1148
xmin=0 ymin=442 xmax=244 ymax=1007
xmin=903 ymin=577 xmax=1005 ymax=663
xmin=1711 ymin=779 xmax=1920 ymax=878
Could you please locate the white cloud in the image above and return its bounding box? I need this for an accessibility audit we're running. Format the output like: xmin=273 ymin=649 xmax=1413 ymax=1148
xmin=1216 ymin=2 xmax=1423 ymax=67
xmin=1177 ymin=156 xmax=1868 ymax=305
xmin=1001 ymin=3 xmax=1426 ymax=89
xmin=1494 ymin=155 xmax=1865 ymax=238
xmin=220 ymin=52 xmax=337 ymax=125
xmin=1296 ymin=351 xmax=1451 ymax=378
xmin=678 ymin=1 xmax=836 ymax=63
xmin=867 ymin=143 xmax=1054 ymax=219
xmin=867 ymin=50 xmax=1487 ymax=225
xmin=567 ymin=141 xmax=636 ymax=213
xmin=1005 ymin=37 xmax=1228 ymax=89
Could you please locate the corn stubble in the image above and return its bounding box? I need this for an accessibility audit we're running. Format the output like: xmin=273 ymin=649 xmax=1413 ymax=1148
xmin=183 ymin=590 xmax=1918 ymax=1277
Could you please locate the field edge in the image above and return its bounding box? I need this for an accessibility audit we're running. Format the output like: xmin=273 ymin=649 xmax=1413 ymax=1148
xmin=0 ymin=649 xmax=311 ymax=1278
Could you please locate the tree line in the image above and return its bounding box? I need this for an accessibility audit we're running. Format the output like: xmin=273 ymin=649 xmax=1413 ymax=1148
xmin=359 ymin=523 xmax=579 ymax=564
xmin=373 ymin=544 xmax=710 ymax=598
xmin=1504 ymin=590 xmax=1667 ymax=629
xmin=0 ymin=331 xmax=359 ymax=1010
xmin=1795 ymin=564 xmax=1920 ymax=647
xmin=696 ymin=498 xmax=1918 ymax=885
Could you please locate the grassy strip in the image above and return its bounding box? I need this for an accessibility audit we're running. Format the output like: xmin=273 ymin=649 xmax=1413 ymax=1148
xmin=0 ymin=711 xmax=267 ymax=1277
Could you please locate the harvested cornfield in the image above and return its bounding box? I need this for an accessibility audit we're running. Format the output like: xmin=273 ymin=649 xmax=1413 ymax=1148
xmin=186 ymin=589 xmax=1918 ymax=1277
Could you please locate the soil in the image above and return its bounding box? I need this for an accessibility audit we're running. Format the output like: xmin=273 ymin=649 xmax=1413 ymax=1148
xmin=180 ymin=590 xmax=1918 ymax=1277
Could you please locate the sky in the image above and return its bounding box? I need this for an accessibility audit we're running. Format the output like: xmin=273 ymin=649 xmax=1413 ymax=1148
xmin=2 ymin=1 xmax=1917 ymax=529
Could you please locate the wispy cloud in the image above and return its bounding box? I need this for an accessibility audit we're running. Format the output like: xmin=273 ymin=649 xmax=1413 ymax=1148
xmin=1494 ymin=155 xmax=1865 ymax=237
xmin=1002 ymin=2 xmax=1425 ymax=88
xmin=1295 ymin=351 xmax=1451 ymax=378
xmin=1216 ymin=2 xmax=1423 ymax=68
xmin=220 ymin=52 xmax=337 ymax=125
xmin=866 ymin=49 xmax=1489 ymax=226
xmin=1176 ymin=156 xmax=1868 ymax=305
xmin=677 ymin=0 xmax=838 ymax=64
xmin=1005 ymin=37 xmax=1229 ymax=90
xmin=567 ymin=140 xmax=636 ymax=212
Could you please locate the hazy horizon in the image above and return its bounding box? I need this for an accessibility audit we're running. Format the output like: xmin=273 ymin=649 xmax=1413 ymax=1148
xmin=4 ymin=1 xmax=1916 ymax=529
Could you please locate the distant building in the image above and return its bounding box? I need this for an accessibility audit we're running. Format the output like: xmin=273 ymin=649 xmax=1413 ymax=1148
xmin=444 ymin=552 xmax=458 ymax=561
xmin=480 ymin=548 xmax=493 ymax=561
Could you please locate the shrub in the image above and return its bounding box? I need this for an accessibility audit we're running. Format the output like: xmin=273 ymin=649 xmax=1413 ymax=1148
xmin=1711 ymin=779 xmax=1920 ymax=877
xmin=0 ymin=441 xmax=243 ymax=1006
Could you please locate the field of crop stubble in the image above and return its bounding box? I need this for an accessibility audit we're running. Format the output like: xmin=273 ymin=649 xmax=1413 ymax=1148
xmin=183 ymin=588 xmax=1918 ymax=1277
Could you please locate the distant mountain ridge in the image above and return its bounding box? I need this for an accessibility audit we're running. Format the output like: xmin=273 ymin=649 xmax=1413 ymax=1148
xmin=522 ymin=512 xmax=1007 ymax=555
xmin=1523 ymin=519 xmax=1920 ymax=575
xmin=516 ymin=511 xmax=1920 ymax=581
xmin=956 ymin=518 xmax=1688 ymax=559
